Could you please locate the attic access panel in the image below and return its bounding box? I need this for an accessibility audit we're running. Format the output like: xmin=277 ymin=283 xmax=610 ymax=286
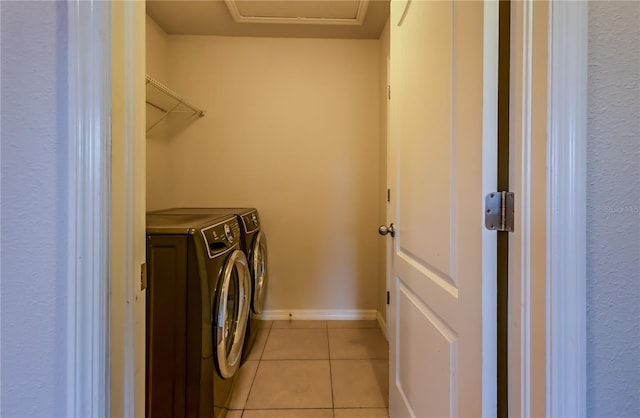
xmin=224 ymin=0 xmax=370 ymax=25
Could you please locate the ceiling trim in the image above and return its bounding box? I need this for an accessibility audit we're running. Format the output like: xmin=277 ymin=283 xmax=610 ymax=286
xmin=223 ymin=0 xmax=370 ymax=26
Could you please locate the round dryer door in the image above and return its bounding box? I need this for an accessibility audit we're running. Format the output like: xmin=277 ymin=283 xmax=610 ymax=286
xmin=250 ymin=231 xmax=268 ymax=314
xmin=214 ymin=249 xmax=251 ymax=379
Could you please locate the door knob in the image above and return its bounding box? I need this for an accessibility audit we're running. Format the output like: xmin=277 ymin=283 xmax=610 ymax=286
xmin=378 ymin=223 xmax=396 ymax=237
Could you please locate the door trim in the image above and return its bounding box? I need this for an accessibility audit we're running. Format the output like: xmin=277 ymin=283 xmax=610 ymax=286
xmin=66 ymin=1 xmax=111 ymax=416
xmin=509 ymin=1 xmax=551 ymax=415
xmin=482 ymin=1 xmax=500 ymax=415
xmin=546 ymin=1 xmax=588 ymax=416
xmin=510 ymin=0 xmax=588 ymax=416
xmin=110 ymin=2 xmax=146 ymax=417
xmin=67 ymin=1 xmax=145 ymax=417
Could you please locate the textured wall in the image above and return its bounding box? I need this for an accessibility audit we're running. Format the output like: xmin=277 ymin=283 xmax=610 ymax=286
xmin=587 ymin=2 xmax=640 ymax=417
xmin=0 ymin=2 xmax=69 ymax=416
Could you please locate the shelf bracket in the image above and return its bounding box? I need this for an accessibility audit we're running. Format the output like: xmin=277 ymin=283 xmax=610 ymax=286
xmin=145 ymin=74 xmax=205 ymax=134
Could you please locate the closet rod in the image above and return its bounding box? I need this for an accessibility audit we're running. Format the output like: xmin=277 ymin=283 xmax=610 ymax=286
xmin=145 ymin=74 xmax=205 ymax=117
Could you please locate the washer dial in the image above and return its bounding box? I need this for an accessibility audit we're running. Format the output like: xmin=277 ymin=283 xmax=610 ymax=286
xmin=224 ymin=224 xmax=234 ymax=243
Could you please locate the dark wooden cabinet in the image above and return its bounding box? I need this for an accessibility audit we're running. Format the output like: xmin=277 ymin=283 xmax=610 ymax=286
xmin=146 ymin=235 xmax=189 ymax=418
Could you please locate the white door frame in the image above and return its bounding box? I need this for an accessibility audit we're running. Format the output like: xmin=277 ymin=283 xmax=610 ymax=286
xmin=67 ymin=0 xmax=587 ymax=415
xmin=545 ymin=1 xmax=588 ymax=416
xmin=510 ymin=0 xmax=587 ymax=416
xmin=66 ymin=1 xmax=112 ymax=416
xmin=110 ymin=1 xmax=147 ymax=417
xmin=509 ymin=1 xmax=549 ymax=415
xmin=66 ymin=0 xmax=145 ymax=417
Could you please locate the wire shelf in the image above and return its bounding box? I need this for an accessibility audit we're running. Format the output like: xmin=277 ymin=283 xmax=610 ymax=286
xmin=145 ymin=74 xmax=205 ymax=133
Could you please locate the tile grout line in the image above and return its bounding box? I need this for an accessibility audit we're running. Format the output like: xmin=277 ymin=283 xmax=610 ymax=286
xmin=326 ymin=322 xmax=336 ymax=416
xmin=241 ymin=322 xmax=273 ymax=415
xmin=238 ymin=321 xmax=388 ymax=416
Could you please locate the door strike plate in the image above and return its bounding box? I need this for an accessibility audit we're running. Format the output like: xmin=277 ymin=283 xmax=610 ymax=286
xmin=485 ymin=191 xmax=515 ymax=232
xmin=141 ymin=263 xmax=147 ymax=291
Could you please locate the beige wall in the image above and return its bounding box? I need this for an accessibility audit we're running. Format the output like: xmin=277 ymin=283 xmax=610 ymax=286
xmin=148 ymin=34 xmax=381 ymax=313
xmin=145 ymin=15 xmax=173 ymax=210
xmin=377 ymin=19 xmax=390 ymax=324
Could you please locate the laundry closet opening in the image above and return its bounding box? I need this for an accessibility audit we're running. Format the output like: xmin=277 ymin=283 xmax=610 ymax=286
xmin=144 ymin=1 xmax=391 ymax=416
xmin=145 ymin=3 xmax=389 ymax=325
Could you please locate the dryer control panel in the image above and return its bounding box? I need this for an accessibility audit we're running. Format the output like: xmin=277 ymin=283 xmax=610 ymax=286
xmin=200 ymin=218 xmax=241 ymax=259
xmin=240 ymin=210 xmax=260 ymax=234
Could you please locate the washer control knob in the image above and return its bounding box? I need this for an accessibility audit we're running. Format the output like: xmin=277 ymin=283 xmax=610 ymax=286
xmin=224 ymin=224 xmax=234 ymax=243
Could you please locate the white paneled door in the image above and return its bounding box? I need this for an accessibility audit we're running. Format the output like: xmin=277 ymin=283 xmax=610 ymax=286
xmin=386 ymin=1 xmax=498 ymax=417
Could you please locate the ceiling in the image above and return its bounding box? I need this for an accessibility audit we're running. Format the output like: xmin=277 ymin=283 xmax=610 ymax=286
xmin=146 ymin=0 xmax=390 ymax=39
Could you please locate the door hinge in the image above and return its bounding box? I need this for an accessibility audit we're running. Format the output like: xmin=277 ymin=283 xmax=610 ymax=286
xmin=485 ymin=191 xmax=515 ymax=232
xmin=141 ymin=263 xmax=147 ymax=291
xmin=387 ymin=188 xmax=391 ymax=203
xmin=386 ymin=291 xmax=390 ymax=305
xmin=388 ymin=85 xmax=391 ymax=100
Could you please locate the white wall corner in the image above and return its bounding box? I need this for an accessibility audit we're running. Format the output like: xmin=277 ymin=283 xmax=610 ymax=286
xmin=67 ymin=1 xmax=111 ymax=416
xmin=376 ymin=310 xmax=387 ymax=340
xmin=546 ymin=1 xmax=588 ymax=417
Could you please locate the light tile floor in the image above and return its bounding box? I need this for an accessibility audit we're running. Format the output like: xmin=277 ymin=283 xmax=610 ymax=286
xmin=227 ymin=320 xmax=389 ymax=418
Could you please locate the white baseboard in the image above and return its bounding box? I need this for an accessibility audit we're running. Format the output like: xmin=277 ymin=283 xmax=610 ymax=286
xmin=376 ymin=310 xmax=387 ymax=340
xmin=257 ymin=309 xmax=377 ymax=321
